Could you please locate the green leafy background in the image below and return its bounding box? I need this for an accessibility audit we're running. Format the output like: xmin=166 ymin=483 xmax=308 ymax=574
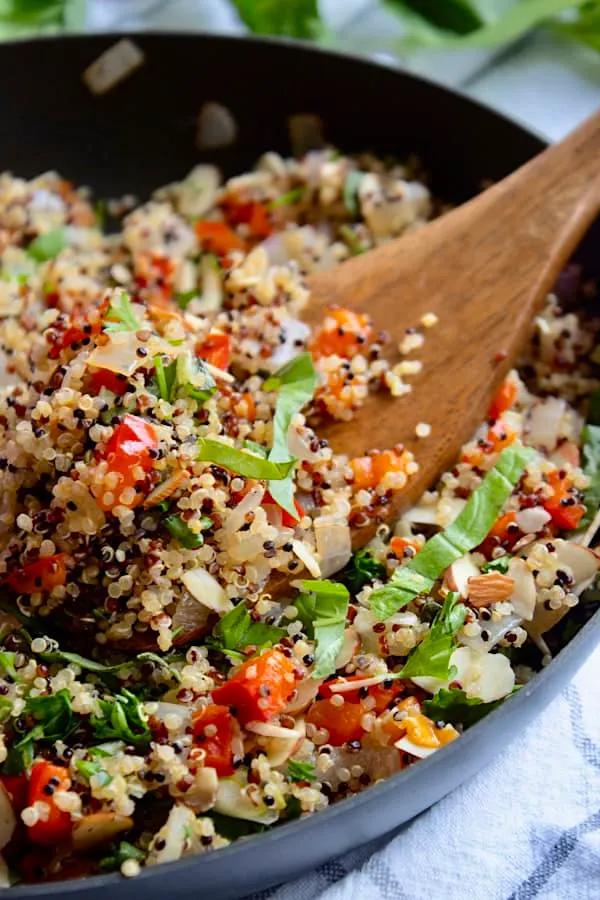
xmin=1 ymin=0 xmax=599 ymax=54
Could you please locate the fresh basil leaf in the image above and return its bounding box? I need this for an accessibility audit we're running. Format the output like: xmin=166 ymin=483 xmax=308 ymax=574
xmin=230 ymin=0 xmax=322 ymax=38
xmin=209 ymin=812 xmax=267 ymax=841
xmin=0 ymin=650 xmax=19 ymax=681
xmin=164 ymin=515 xmax=205 ymax=549
xmin=263 ymin=353 xmax=317 ymax=518
xmin=91 ymin=689 xmax=151 ymax=746
xmin=371 ymin=444 xmax=535 ymax=619
xmin=76 ymin=759 xmax=112 ymax=786
xmin=243 ymin=439 xmax=268 ymax=458
xmin=481 ymin=555 xmax=510 ymax=574
xmin=198 ymin=438 xmax=296 ymax=481
xmin=338 ymin=548 xmax=386 ymax=595
xmin=175 ymin=290 xmax=199 ymax=310
xmin=153 ymin=356 xmax=177 ymax=402
xmin=423 ymin=687 xmax=502 ymax=727
xmin=298 ymin=580 xmax=349 ymax=679
xmin=287 ymin=758 xmax=316 ymax=781
xmin=269 ymin=186 xmax=306 ymax=209
xmin=104 ymin=291 xmax=142 ymax=333
xmin=343 ymin=171 xmax=365 ymax=218
xmin=211 ymin=602 xmax=284 ymax=656
xmin=400 ymin=592 xmax=466 ymax=679
xmin=99 ymin=840 xmax=145 ymax=872
xmin=27 ymin=227 xmax=67 ymax=262
xmin=578 ymin=424 xmax=600 ymax=530
xmin=39 ymin=649 xmax=127 ymax=673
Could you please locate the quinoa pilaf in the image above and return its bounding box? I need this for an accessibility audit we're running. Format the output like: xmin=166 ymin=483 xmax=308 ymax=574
xmin=0 ymin=152 xmax=597 ymax=884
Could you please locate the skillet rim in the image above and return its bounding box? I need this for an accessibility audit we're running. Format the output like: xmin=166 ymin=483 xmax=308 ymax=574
xmin=0 ymin=29 xmax=596 ymax=897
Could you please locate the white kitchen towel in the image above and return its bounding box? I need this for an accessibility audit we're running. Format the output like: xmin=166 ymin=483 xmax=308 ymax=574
xmin=252 ymin=645 xmax=600 ymax=900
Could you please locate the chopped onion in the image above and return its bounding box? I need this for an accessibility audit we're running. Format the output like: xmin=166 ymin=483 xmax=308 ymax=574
xmin=291 ymin=539 xmax=321 ymax=578
xmin=268 ymin=318 xmax=311 ymax=369
xmin=83 ymin=39 xmax=144 ymax=96
xmin=394 ymin=736 xmax=438 ymax=759
xmin=184 ymin=766 xmax=219 ymax=813
xmin=195 ymin=253 xmax=224 ymax=314
xmin=203 ymin=361 xmax=234 ymax=384
xmin=515 ymin=506 xmax=551 ymax=534
xmin=214 ymin=776 xmax=278 ymax=825
xmin=181 ymin=567 xmax=232 ymax=615
xmin=224 ymin=485 xmax=264 ymax=536
xmin=147 ymin=804 xmax=197 ymax=865
xmin=0 ymin=785 xmax=15 ymax=851
xmin=284 ymin=677 xmax=321 ymax=715
xmin=176 ymin=165 xmax=220 ymax=219
xmin=508 ymin=557 xmax=536 ymax=620
xmin=263 ymin=718 xmax=306 ymax=767
xmin=334 ymin=626 xmax=359 ymax=669
xmin=526 ymin=397 xmax=566 ymax=451
xmin=413 ymin=646 xmax=515 ymax=702
xmin=329 ymin=672 xmax=391 ymax=693
xmin=197 ymin=102 xmax=237 ymax=150
xmin=246 ymin=721 xmax=303 ymax=740
xmin=314 ymin=519 xmax=351 ymax=578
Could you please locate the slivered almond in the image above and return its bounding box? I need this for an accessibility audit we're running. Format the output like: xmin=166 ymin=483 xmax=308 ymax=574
xmin=466 ymin=573 xmax=515 ymax=607
xmin=143 ymin=469 xmax=187 ymax=508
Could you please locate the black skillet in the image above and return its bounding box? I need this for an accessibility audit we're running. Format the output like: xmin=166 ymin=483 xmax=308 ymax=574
xmin=1 ymin=32 xmax=599 ymax=900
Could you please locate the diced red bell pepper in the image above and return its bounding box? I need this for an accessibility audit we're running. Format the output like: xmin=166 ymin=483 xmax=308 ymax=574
xmin=192 ymin=704 xmax=235 ymax=776
xmin=478 ymin=511 xmax=521 ymax=559
xmin=0 ymin=773 xmax=28 ymax=812
xmin=26 ymin=762 xmax=72 ymax=846
xmin=212 ymin=649 xmax=296 ymax=725
xmin=543 ymin=470 xmax=586 ymax=530
xmin=195 ymin=221 xmax=246 ymax=256
xmin=310 ymin=307 xmax=373 ymax=359
xmin=224 ymin=201 xmax=272 ymax=238
xmin=262 ymin=492 xmax=305 ymax=527
xmin=48 ymin=325 xmax=89 ymax=360
xmin=87 ymin=368 xmax=128 ymax=396
xmin=96 ymin=414 xmax=157 ymax=511
xmin=197 ymin=333 xmax=231 ymax=370
xmin=7 ymin=554 xmax=67 ymax=595
xmin=306 ymin=698 xmax=365 ymax=745
xmin=488 ymin=379 xmax=518 ymax=421
xmin=318 ymin=676 xmax=403 ymax=714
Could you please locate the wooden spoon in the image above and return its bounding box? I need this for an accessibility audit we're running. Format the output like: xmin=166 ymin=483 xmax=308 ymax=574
xmin=128 ymin=110 xmax=600 ymax=649
xmin=302 ymin=107 xmax=600 ymax=551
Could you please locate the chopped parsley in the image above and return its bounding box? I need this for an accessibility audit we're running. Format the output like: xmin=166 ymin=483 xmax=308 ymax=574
xmin=287 ymin=759 xmax=316 ymax=782
xmin=104 ymin=291 xmax=142 ymax=333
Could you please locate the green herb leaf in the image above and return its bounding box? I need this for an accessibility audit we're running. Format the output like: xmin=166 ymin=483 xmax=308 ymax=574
xmin=400 ymin=592 xmax=466 ymax=679
xmin=175 ymin=290 xmax=199 ymax=310
xmin=230 ymin=0 xmax=322 ymax=38
xmin=343 ymin=171 xmax=365 ymax=218
xmin=99 ymin=840 xmax=145 ymax=872
xmin=91 ymin=689 xmax=151 ymax=746
xmin=338 ymin=548 xmax=386 ymax=595
xmin=153 ymin=356 xmax=177 ymax=402
xmin=38 ymin=648 xmax=128 ymax=673
xmin=76 ymin=759 xmax=112 ymax=786
xmin=197 ymin=438 xmax=296 ymax=481
xmin=578 ymin=424 xmax=600 ymax=530
xmin=164 ymin=515 xmax=205 ymax=549
xmin=423 ymin=687 xmax=502 ymax=726
xmin=210 ymin=602 xmax=285 ymax=657
xmin=26 ymin=228 xmax=66 ymax=262
xmin=297 ymin=580 xmax=349 ymax=679
xmin=269 ymin=186 xmax=306 ymax=209
xmin=481 ymin=555 xmax=510 ymax=574
xmin=104 ymin=292 xmax=142 ymax=333
xmin=339 ymin=224 xmax=367 ymax=256
xmin=263 ymin=353 xmax=318 ymax=518
xmin=287 ymin=759 xmax=316 ymax=782
xmin=209 ymin=812 xmax=267 ymax=841
xmin=0 ymin=650 xmax=19 ymax=681
xmin=370 ymin=444 xmax=535 ymax=619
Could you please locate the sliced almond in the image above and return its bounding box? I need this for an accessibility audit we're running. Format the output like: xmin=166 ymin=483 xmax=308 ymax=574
xmin=467 ymin=572 xmax=515 ymax=607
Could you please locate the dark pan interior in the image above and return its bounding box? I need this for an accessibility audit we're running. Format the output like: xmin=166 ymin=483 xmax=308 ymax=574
xmin=0 ymin=32 xmax=598 ymax=900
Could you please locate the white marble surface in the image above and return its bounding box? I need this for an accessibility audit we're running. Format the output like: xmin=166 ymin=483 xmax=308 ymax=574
xmin=83 ymin=0 xmax=600 ymax=140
